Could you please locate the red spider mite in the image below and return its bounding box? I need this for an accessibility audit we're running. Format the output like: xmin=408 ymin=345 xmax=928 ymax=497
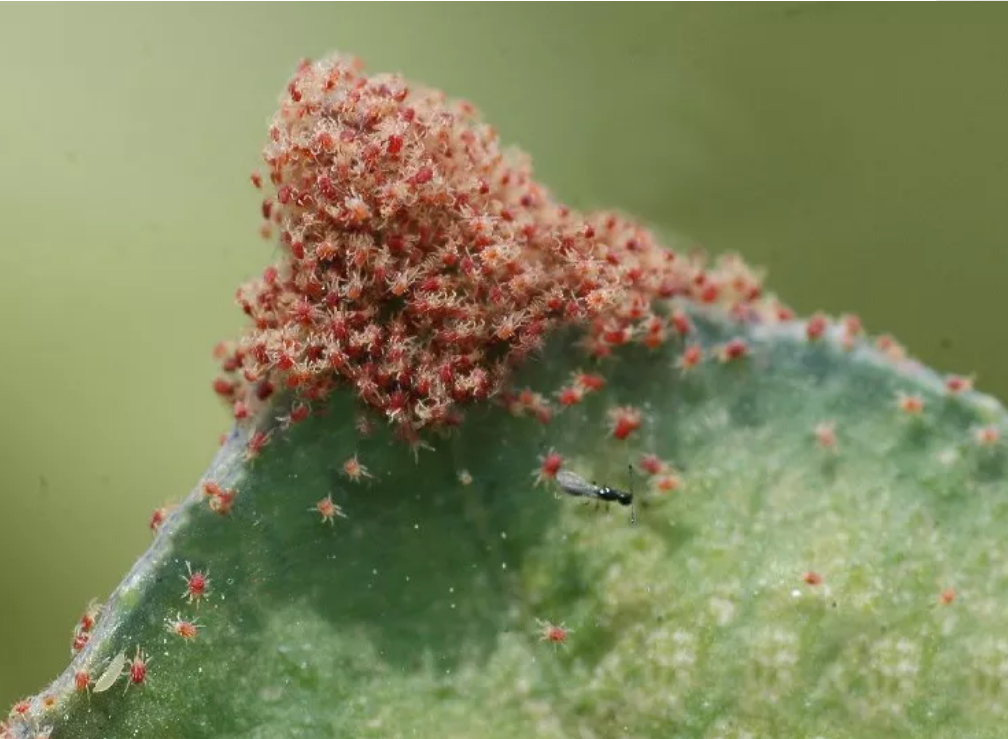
xmin=125 ymin=647 xmax=149 ymax=691
xmin=676 ymin=345 xmax=703 ymax=373
xmin=670 ymin=310 xmax=692 ymax=336
xmin=720 ymin=338 xmax=748 ymax=363
xmin=805 ymin=313 xmax=828 ymax=341
xmin=246 ymin=430 xmax=270 ymax=459
xmin=609 ymin=406 xmax=642 ymax=441
xmin=149 ymin=506 xmax=170 ymax=533
xmin=534 ymin=449 xmax=563 ymax=486
xmin=945 ymin=375 xmax=973 ymax=395
xmin=78 ymin=600 xmax=101 ymax=632
xmin=289 ymin=403 xmax=311 ymax=424
xmin=574 ymin=373 xmax=606 ymax=392
xmin=638 ymin=453 xmax=665 ymax=476
xmin=71 ymin=630 xmax=90 ymax=654
xmin=557 ymin=385 xmax=584 ymax=407
xmin=536 ymin=619 xmax=572 ymax=649
xmin=74 ymin=670 xmax=91 ymax=694
xmin=182 ymin=562 xmax=210 ymax=606
xmin=803 ymin=571 xmax=822 ymax=586
xmin=209 ymin=488 xmax=237 ymax=516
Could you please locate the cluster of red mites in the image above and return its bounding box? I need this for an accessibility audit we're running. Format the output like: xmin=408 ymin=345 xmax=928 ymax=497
xmin=212 ymin=54 xmax=779 ymax=444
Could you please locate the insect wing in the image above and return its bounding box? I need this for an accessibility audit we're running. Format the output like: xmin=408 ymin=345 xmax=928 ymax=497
xmin=93 ymin=651 xmax=126 ymax=693
xmin=555 ymin=469 xmax=597 ymax=498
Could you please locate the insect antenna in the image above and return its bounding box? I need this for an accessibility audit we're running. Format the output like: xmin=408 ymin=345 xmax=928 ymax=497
xmin=628 ymin=463 xmax=638 ymax=527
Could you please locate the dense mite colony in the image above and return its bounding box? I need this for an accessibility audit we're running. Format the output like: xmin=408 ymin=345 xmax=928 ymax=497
xmin=213 ymin=53 xmax=787 ymax=444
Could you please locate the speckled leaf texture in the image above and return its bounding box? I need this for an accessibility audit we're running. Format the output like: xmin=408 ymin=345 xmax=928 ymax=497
xmin=7 ymin=311 xmax=1006 ymax=739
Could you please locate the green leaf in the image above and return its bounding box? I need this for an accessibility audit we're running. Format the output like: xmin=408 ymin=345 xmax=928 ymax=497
xmin=8 ymin=311 xmax=1004 ymax=739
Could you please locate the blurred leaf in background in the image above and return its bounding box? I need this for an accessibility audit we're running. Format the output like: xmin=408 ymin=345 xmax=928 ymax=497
xmin=1 ymin=2 xmax=1007 ymax=705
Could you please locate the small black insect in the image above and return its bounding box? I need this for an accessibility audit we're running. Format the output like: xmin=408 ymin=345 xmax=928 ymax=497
xmin=554 ymin=465 xmax=637 ymax=526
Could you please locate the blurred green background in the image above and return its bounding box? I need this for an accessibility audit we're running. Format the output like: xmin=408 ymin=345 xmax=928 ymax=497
xmin=2 ymin=3 xmax=1007 ymax=704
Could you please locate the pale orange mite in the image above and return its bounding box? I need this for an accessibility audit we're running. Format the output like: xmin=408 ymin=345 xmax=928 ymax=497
xmin=939 ymin=587 xmax=956 ymax=605
xmin=803 ymin=571 xmax=822 ymax=586
xmin=813 ymin=422 xmax=837 ymax=450
xmin=653 ymin=473 xmax=681 ymax=494
xmin=165 ymin=613 xmax=201 ymax=641
xmin=896 ymin=392 xmax=924 ymax=415
xmin=342 ymin=454 xmax=372 ymax=483
xmin=841 ymin=313 xmax=863 ymax=337
xmin=78 ymin=599 xmax=102 ymax=632
xmin=209 ymin=488 xmax=237 ymax=516
xmin=877 ymin=335 xmax=906 ymax=362
xmin=676 ymin=345 xmax=703 ymax=374
xmin=518 ymin=392 xmax=552 ymax=425
xmin=975 ymin=425 xmax=1000 ymax=447
xmin=311 ymin=494 xmax=347 ymax=525
xmin=536 ymin=619 xmax=571 ymax=648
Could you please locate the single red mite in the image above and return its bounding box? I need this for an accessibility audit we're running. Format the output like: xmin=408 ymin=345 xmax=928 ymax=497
xmin=534 ymin=450 xmax=563 ymax=487
xmin=182 ymin=562 xmax=210 ymax=605
xmin=609 ymin=407 xmax=642 ymax=441
xmin=537 ymin=619 xmax=571 ymax=648
xmin=126 ymin=647 xmax=149 ymax=690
